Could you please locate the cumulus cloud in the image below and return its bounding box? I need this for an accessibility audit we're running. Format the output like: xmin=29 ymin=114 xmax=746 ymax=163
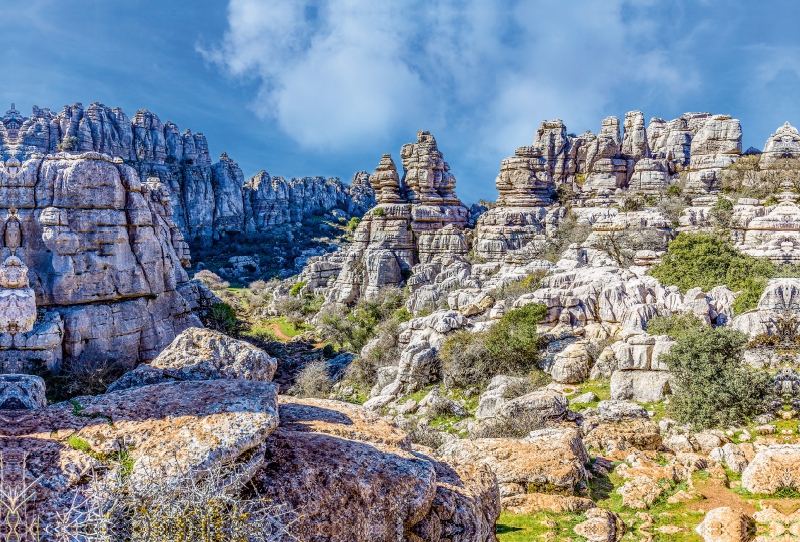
xmin=204 ymin=0 xmax=695 ymax=150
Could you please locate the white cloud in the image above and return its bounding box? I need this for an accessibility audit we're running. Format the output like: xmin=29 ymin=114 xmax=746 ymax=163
xmin=203 ymin=0 xmax=701 ymax=187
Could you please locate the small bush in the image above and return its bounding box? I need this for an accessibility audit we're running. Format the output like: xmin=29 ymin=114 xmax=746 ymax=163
xmin=317 ymin=287 xmax=407 ymax=353
xmin=645 ymin=312 xmax=706 ymax=340
xmin=57 ymin=135 xmax=80 ymax=151
xmin=439 ymin=303 xmax=548 ymax=387
xmin=648 ymin=232 xmax=775 ymax=313
xmin=470 ymin=410 xmax=547 ymax=439
xmin=662 ymin=326 xmax=774 ymax=429
xmin=194 ymin=269 xmax=230 ymax=291
xmin=203 ymin=302 xmax=238 ymax=334
xmin=408 ymin=424 xmax=450 ymax=449
xmin=373 ymin=207 xmax=386 ymax=217
xmin=289 ymin=281 xmax=307 ymax=297
xmin=500 ymin=372 xmax=550 ymax=399
xmin=289 ymin=360 xmax=333 ymax=398
xmin=346 ymin=217 xmax=361 ymax=232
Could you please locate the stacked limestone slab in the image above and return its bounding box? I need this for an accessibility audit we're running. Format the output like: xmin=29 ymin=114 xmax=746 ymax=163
xmin=473 ymin=110 xmax=743 ymax=263
xmin=300 ymin=131 xmax=468 ymax=305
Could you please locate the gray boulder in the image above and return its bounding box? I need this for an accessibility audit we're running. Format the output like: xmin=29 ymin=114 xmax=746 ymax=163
xmin=597 ymin=400 xmax=648 ymax=422
xmin=0 ymin=374 xmax=46 ymax=409
xmin=108 ymin=328 xmax=277 ymax=392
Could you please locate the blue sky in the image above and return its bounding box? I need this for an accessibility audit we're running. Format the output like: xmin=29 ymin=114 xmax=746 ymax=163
xmin=2 ymin=0 xmax=800 ymax=203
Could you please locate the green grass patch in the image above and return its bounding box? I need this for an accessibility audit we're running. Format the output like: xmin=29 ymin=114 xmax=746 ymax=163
xmin=496 ymin=511 xmax=586 ymax=541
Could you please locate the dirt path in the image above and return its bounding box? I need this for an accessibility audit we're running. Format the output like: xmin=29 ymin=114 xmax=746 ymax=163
xmin=269 ymin=323 xmax=292 ymax=341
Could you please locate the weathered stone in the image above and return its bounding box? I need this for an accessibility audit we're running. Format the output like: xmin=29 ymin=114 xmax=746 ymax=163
xmin=253 ymin=397 xmax=499 ymax=542
xmin=0 ymin=379 xmax=280 ymax=522
xmin=0 ymin=374 xmax=46 ymax=409
xmin=610 ymin=370 xmax=673 ymax=403
xmin=695 ymin=507 xmax=752 ymax=542
xmin=496 ymin=389 xmax=569 ymax=420
xmin=501 ymin=493 xmax=595 ymax=514
xmin=437 ymin=428 xmax=589 ymax=495
xmin=108 ymin=327 xmax=277 ymax=392
xmin=574 ymin=508 xmax=626 ymax=542
xmin=597 ymin=400 xmax=649 ymax=422
xmin=742 ymin=444 xmax=800 ymax=494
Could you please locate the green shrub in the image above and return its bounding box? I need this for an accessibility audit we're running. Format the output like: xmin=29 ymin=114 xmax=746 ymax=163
xmin=439 ymin=303 xmax=548 ymax=387
xmin=203 ymin=302 xmax=238 ymax=334
xmin=289 ymin=280 xmax=307 ymax=297
xmin=57 ymin=135 xmax=80 ymax=151
xmin=645 ymin=313 xmax=706 ymax=340
xmin=346 ymin=217 xmax=361 ymax=231
xmin=648 ymin=233 xmax=775 ymax=313
xmin=317 ymin=287 xmax=407 ymax=353
xmin=662 ymin=326 xmax=774 ymax=429
xmin=373 ymin=207 xmax=386 ymax=217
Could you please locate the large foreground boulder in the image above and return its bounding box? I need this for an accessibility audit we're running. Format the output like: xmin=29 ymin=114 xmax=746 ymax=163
xmin=253 ymin=397 xmax=499 ymax=542
xmin=108 ymin=327 xmax=277 ymax=391
xmin=437 ymin=427 xmax=589 ymax=497
xmin=1 ymin=379 xmax=280 ymax=521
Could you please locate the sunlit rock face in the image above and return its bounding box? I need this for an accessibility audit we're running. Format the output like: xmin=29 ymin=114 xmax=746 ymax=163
xmin=0 ymin=256 xmax=36 ymax=337
xmin=0 ymin=127 xmax=202 ymax=374
xmin=761 ymin=121 xmax=800 ymax=166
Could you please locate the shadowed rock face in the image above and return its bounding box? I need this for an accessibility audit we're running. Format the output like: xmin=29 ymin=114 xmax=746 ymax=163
xmin=0 ymin=150 xmax=202 ymax=373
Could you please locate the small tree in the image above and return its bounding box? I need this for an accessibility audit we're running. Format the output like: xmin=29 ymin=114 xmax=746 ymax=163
xmin=662 ymin=326 xmax=774 ymax=429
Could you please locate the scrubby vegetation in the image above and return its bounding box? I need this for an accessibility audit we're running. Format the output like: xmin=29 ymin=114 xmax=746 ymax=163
xmin=662 ymin=326 xmax=774 ymax=429
xmin=318 ymin=287 xmax=408 ymax=353
xmin=645 ymin=312 xmax=706 ymax=339
xmin=649 ymin=232 xmax=785 ymax=313
xmin=439 ymin=303 xmax=548 ymax=388
xmin=289 ymin=360 xmax=333 ymax=398
xmin=39 ymin=460 xmax=294 ymax=541
xmin=719 ymin=155 xmax=800 ymax=199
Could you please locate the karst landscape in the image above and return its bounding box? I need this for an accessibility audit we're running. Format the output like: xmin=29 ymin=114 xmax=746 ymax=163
xmin=6 ymin=3 xmax=800 ymax=542
xmin=4 ymin=99 xmax=800 ymax=541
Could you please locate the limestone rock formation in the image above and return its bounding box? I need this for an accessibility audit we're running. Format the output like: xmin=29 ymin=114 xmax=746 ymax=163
xmin=0 ymin=374 xmax=46 ymax=409
xmin=253 ymin=397 xmax=500 ymax=542
xmin=300 ymin=132 xmax=468 ymax=306
xmin=695 ymin=507 xmax=752 ymax=542
xmin=2 ymin=103 xmax=375 ymax=244
xmin=741 ymin=444 xmax=800 ymax=494
xmin=437 ymin=427 xmax=589 ymax=497
xmin=243 ymin=171 xmax=375 ymax=232
xmin=1 ymin=379 xmax=280 ymax=522
xmin=761 ymin=121 xmax=800 ymax=166
xmin=685 ymin=114 xmax=742 ymax=193
xmin=0 ymin=148 xmax=204 ymax=373
xmin=107 ymin=327 xmax=277 ymax=392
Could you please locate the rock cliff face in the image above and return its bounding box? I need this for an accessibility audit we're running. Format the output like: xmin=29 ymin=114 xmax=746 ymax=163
xmin=472 ymin=110 xmax=743 ymax=263
xmin=243 ymin=170 xmax=375 ymax=231
xmin=0 ymin=143 xmax=203 ymax=374
xmin=0 ymin=103 xmax=376 ymax=244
